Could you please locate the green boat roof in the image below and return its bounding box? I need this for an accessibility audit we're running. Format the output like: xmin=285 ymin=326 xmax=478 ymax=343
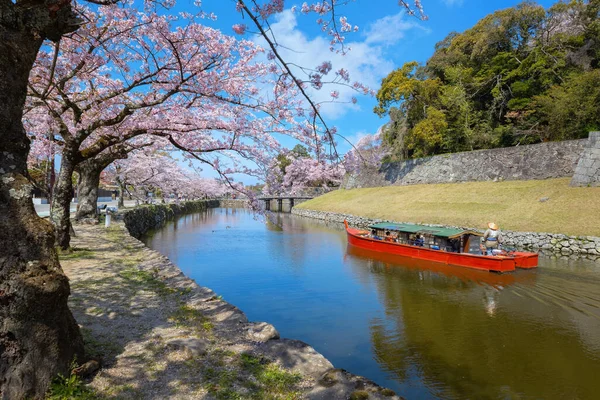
xmin=369 ymin=222 xmax=480 ymax=239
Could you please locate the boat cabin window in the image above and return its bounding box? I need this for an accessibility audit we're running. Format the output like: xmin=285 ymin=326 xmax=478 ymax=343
xmin=465 ymin=234 xmax=484 ymax=254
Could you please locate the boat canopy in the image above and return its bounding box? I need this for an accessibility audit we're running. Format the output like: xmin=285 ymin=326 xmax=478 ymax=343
xmin=369 ymin=222 xmax=481 ymax=239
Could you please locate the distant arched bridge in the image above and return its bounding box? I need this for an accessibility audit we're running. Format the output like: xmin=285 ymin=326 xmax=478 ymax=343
xmin=257 ymin=195 xmax=314 ymax=212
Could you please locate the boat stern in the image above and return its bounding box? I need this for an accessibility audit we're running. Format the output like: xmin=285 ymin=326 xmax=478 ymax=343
xmin=513 ymin=252 xmax=539 ymax=269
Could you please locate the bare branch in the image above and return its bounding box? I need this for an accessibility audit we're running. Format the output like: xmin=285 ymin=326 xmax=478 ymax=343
xmin=41 ymin=39 xmax=61 ymax=99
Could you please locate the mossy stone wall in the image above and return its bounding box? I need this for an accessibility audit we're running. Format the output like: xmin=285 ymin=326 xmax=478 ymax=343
xmin=123 ymin=200 xmax=223 ymax=238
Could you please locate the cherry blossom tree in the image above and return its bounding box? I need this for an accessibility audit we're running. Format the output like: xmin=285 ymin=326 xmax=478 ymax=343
xmin=2 ymin=1 xmax=425 ymax=396
xmin=74 ymin=139 xmax=154 ymax=220
xmin=282 ymin=157 xmax=344 ymax=195
xmin=26 ymin=4 xmax=311 ymax=249
xmin=107 ymin=151 xmax=228 ymax=203
xmin=343 ymin=128 xmax=391 ymax=175
xmin=263 ymin=149 xmax=344 ymax=195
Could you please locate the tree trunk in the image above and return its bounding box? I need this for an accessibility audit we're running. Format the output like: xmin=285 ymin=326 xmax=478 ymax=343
xmin=75 ymin=152 xmax=123 ymax=220
xmin=0 ymin=7 xmax=84 ymax=398
xmin=50 ymin=151 xmax=77 ymax=250
xmin=75 ymin=160 xmax=103 ymax=220
xmin=117 ymin=176 xmax=125 ymax=208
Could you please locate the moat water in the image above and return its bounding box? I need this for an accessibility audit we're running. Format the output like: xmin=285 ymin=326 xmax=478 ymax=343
xmin=143 ymin=208 xmax=600 ymax=399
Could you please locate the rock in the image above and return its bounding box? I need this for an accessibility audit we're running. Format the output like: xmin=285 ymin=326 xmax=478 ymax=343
xmin=539 ymin=197 xmax=550 ymax=202
xmin=307 ymin=369 xmax=404 ymax=400
xmin=248 ymin=322 xmax=280 ymax=342
xmin=259 ymin=339 xmax=333 ymax=379
xmin=166 ymin=338 xmax=208 ymax=357
xmin=72 ymin=359 xmax=101 ymax=377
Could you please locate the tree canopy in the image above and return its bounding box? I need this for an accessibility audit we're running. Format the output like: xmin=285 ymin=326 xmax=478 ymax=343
xmin=375 ymin=0 xmax=600 ymax=160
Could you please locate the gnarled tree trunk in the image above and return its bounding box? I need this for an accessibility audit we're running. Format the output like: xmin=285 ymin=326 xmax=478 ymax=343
xmin=75 ymin=160 xmax=102 ymax=220
xmin=75 ymin=153 xmax=122 ymax=220
xmin=0 ymin=3 xmax=84 ymax=398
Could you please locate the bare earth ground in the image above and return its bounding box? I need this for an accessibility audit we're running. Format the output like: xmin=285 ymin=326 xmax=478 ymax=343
xmin=60 ymin=222 xmax=401 ymax=400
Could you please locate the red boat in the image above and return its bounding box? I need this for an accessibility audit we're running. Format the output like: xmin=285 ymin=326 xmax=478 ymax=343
xmin=344 ymin=220 xmax=538 ymax=273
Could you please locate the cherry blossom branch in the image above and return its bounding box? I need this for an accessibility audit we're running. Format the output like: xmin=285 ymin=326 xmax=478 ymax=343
xmin=237 ymin=0 xmax=334 ymax=158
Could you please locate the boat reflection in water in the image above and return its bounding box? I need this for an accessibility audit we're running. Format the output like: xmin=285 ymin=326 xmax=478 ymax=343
xmin=344 ymin=245 xmax=600 ymax=400
xmin=345 ymin=245 xmax=538 ymax=289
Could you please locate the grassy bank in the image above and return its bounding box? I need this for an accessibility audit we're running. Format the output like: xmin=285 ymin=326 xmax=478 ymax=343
xmin=296 ymin=178 xmax=600 ymax=237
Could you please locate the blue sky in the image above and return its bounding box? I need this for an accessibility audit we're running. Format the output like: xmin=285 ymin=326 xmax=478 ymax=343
xmin=177 ymin=0 xmax=557 ymax=182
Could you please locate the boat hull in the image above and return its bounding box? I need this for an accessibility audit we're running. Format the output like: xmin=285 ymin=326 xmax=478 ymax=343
xmin=346 ymin=227 xmax=538 ymax=273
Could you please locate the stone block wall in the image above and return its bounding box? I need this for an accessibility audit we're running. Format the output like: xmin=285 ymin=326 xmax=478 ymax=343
xmin=571 ymin=132 xmax=600 ymax=187
xmin=342 ymin=139 xmax=587 ymax=189
xmin=122 ymin=199 xmax=247 ymax=238
xmin=123 ymin=200 xmax=219 ymax=238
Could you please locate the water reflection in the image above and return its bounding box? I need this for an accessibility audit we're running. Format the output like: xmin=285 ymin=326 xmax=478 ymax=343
xmin=144 ymin=209 xmax=600 ymax=399
xmin=345 ymin=245 xmax=600 ymax=399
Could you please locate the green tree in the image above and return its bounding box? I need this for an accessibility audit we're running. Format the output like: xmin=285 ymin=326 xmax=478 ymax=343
xmin=375 ymin=0 xmax=600 ymax=159
xmin=532 ymin=69 xmax=600 ymax=140
xmin=407 ymin=107 xmax=447 ymax=157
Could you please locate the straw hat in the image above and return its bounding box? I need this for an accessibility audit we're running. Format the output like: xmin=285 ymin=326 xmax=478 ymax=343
xmin=488 ymin=222 xmax=498 ymax=230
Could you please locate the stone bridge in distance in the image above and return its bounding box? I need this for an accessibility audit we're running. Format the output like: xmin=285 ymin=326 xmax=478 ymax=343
xmin=257 ymin=195 xmax=314 ymax=212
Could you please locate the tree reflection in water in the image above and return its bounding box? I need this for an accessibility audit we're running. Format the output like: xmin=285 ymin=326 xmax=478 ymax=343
xmin=345 ymin=246 xmax=600 ymax=399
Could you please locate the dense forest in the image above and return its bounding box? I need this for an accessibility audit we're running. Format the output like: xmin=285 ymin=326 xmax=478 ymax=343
xmin=375 ymin=0 xmax=600 ymax=160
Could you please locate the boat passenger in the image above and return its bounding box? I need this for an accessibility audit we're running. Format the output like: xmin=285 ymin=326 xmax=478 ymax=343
xmin=449 ymin=238 xmax=461 ymax=253
xmin=415 ymin=234 xmax=424 ymax=247
xmin=371 ymin=229 xmax=382 ymax=241
xmin=384 ymin=231 xmax=395 ymax=242
xmin=483 ymin=222 xmax=503 ymax=255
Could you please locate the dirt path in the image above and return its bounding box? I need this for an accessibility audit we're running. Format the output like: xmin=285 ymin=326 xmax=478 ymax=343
xmin=60 ymin=222 xmax=401 ymax=399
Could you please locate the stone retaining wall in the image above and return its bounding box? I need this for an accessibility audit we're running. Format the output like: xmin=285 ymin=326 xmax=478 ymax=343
xmin=292 ymin=208 xmax=600 ymax=258
xmin=343 ymin=138 xmax=587 ymax=189
xmin=123 ymin=199 xmax=247 ymax=238
xmin=571 ymin=132 xmax=600 ymax=187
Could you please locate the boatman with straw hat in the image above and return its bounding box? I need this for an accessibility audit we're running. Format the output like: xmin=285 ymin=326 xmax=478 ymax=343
xmin=483 ymin=222 xmax=503 ymax=255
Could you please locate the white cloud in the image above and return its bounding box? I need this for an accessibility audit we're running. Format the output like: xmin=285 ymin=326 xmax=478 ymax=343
xmin=363 ymin=12 xmax=421 ymax=46
xmin=256 ymin=10 xmax=424 ymax=120
xmin=442 ymin=0 xmax=464 ymax=7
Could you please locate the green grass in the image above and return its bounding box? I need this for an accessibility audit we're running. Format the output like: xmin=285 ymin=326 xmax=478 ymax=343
xmin=197 ymin=352 xmax=302 ymax=400
xmin=239 ymin=353 xmax=302 ymax=399
xmin=57 ymin=247 xmax=95 ymax=260
xmin=117 ymin=267 xmax=176 ymax=297
xmin=297 ymin=178 xmax=600 ymax=236
xmin=104 ymin=225 xmax=123 ymax=242
xmin=46 ymin=365 xmax=99 ymax=400
xmin=169 ymin=304 xmax=213 ymax=331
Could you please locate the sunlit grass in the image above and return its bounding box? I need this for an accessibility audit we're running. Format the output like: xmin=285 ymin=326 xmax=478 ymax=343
xmin=57 ymin=247 xmax=95 ymax=260
xmin=297 ymin=178 xmax=600 ymax=236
